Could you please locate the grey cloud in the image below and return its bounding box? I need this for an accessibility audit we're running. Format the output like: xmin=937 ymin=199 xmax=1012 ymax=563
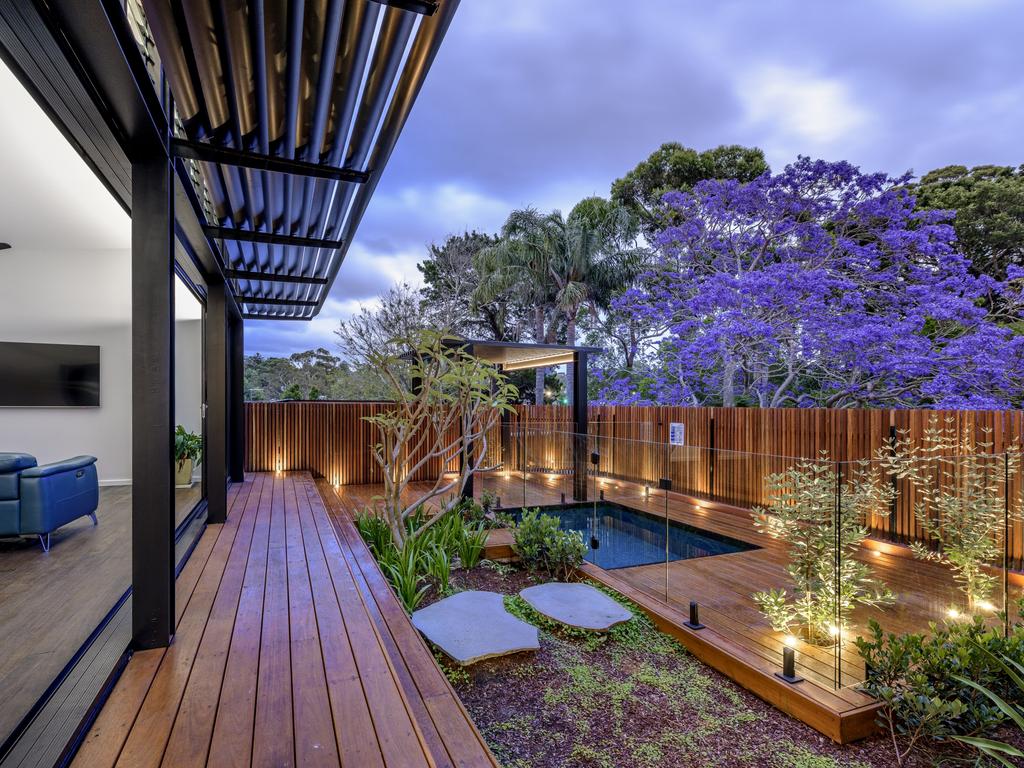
xmin=249 ymin=0 xmax=1024 ymax=355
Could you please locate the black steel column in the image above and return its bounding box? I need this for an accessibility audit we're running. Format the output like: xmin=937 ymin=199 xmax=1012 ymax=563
xmin=206 ymin=281 xmax=228 ymax=523
xmin=572 ymin=351 xmax=588 ymax=500
xmin=131 ymin=153 xmax=175 ymax=650
xmin=227 ymin=309 xmax=245 ymax=483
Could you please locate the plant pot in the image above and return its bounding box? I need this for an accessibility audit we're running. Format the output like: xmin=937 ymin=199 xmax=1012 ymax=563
xmin=175 ymin=458 xmax=194 ymax=488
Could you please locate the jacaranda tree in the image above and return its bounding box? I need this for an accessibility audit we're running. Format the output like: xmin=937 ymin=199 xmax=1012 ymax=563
xmin=597 ymin=157 xmax=1024 ymax=409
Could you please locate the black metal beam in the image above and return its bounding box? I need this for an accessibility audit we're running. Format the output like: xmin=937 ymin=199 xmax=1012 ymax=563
xmin=241 ymin=312 xmax=314 ymax=321
xmin=238 ymin=295 xmax=319 ymax=308
xmin=206 ymin=281 xmax=228 ymax=524
xmin=225 ymin=269 xmax=328 ymax=285
xmin=370 ymin=0 xmax=439 ymax=16
xmin=227 ymin=311 xmax=245 ymax=483
xmin=172 ymin=138 xmax=370 ymax=183
xmin=203 ymin=225 xmax=344 ymax=250
xmin=131 ymin=151 xmax=175 ymax=650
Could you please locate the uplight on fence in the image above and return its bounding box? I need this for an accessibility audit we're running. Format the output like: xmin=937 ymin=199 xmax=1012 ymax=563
xmin=946 ymin=607 xmax=961 ymax=620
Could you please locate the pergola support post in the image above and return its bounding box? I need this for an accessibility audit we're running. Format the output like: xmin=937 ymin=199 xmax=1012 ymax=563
xmin=131 ymin=151 xmax=175 ymax=650
xmin=572 ymin=350 xmax=589 ymax=501
xmin=227 ymin=309 xmax=245 ymax=483
xmin=206 ymin=280 xmax=229 ymax=523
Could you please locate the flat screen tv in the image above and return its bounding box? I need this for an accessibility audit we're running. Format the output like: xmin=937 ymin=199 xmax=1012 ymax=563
xmin=0 ymin=342 xmax=100 ymax=407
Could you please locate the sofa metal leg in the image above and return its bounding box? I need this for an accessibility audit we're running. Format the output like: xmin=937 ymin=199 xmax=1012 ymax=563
xmin=38 ymin=533 xmax=50 ymax=552
xmin=89 ymin=512 xmax=98 ymax=525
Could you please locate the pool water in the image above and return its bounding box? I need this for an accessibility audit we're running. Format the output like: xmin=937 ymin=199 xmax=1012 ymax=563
xmin=512 ymin=501 xmax=758 ymax=570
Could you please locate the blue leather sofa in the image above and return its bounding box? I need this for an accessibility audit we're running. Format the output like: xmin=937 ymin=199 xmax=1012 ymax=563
xmin=0 ymin=453 xmax=99 ymax=551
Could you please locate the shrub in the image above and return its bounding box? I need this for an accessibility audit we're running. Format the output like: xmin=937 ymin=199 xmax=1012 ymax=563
xmin=751 ymin=456 xmax=894 ymax=645
xmin=856 ymin=609 xmax=1024 ymax=766
xmin=513 ymin=509 xmax=587 ymax=581
xmin=879 ymin=421 xmax=1024 ymax=610
xmin=479 ymin=489 xmax=498 ymax=514
xmin=954 ymin=646 xmax=1024 ymax=767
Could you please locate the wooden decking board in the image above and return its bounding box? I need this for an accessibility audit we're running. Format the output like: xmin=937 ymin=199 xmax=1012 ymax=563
xmin=252 ymin=475 xmax=296 ymax=768
xmin=318 ymin=480 xmax=500 ymax=768
xmin=282 ymin=475 xmax=340 ymax=767
xmin=114 ymin=478 xmax=250 ymax=768
xmin=160 ymin=473 xmax=266 ymax=767
xmin=324 ymin=507 xmax=454 ymax=766
xmin=304 ymin=480 xmax=431 ymax=768
xmin=69 ymin=482 xmax=248 ymax=768
xmin=206 ymin=473 xmax=274 ymax=768
xmin=293 ymin=476 xmax=386 ymax=768
xmin=74 ymin=472 xmax=494 ymax=767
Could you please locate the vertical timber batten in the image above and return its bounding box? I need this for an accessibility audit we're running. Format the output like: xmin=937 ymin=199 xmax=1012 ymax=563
xmin=131 ymin=152 xmax=175 ymax=650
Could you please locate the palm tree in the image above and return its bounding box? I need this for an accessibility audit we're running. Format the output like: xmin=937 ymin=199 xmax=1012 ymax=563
xmin=475 ymin=201 xmax=642 ymax=403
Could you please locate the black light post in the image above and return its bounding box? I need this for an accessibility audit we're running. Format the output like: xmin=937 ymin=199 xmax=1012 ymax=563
xmin=776 ymin=646 xmax=804 ymax=684
xmin=684 ymin=601 xmax=705 ymax=630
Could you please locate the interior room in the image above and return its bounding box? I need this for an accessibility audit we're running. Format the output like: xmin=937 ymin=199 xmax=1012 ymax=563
xmin=0 ymin=58 xmax=205 ymax=747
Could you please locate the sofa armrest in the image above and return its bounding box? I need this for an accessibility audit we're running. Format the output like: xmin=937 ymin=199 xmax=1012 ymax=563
xmin=19 ymin=459 xmax=99 ymax=536
xmin=21 ymin=455 xmax=97 ymax=479
xmin=0 ymin=453 xmax=37 ymax=473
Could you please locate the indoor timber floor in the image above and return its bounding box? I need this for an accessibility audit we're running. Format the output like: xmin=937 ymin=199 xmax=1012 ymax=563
xmin=73 ymin=473 xmax=496 ymax=768
xmin=0 ymin=484 xmax=201 ymax=747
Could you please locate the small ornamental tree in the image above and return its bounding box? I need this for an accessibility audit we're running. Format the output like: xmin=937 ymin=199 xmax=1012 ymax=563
xmin=752 ymin=455 xmax=894 ymax=645
xmin=879 ymin=419 xmax=1024 ymax=611
xmin=363 ymin=329 xmax=517 ymax=547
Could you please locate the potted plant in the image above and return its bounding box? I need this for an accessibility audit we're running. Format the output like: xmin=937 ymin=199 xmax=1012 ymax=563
xmin=174 ymin=425 xmax=202 ymax=488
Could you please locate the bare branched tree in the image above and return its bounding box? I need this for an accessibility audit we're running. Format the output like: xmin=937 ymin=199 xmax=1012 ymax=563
xmin=362 ymin=329 xmax=517 ymax=545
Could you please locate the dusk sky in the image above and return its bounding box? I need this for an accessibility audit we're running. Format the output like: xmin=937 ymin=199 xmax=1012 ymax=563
xmin=245 ymin=0 xmax=1024 ymax=357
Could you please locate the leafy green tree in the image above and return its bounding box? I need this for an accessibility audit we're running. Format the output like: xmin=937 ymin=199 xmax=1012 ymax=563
xmin=417 ymin=231 xmax=527 ymax=340
xmin=281 ymin=383 xmax=303 ymax=401
xmin=914 ymin=164 xmax=1024 ymax=282
xmin=611 ymin=142 xmax=768 ymax=235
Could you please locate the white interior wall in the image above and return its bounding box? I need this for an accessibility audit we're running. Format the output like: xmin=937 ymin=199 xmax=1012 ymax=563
xmin=0 ymin=249 xmax=133 ymax=483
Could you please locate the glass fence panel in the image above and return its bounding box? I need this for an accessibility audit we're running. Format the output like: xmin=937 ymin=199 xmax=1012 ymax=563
xmin=500 ymin=428 xmax=1021 ymax=693
xmin=836 ymin=452 xmax=1017 ymax=690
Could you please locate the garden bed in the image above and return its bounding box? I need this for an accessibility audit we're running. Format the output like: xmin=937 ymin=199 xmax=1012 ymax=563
xmin=422 ymin=563 xmax=954 ymax=768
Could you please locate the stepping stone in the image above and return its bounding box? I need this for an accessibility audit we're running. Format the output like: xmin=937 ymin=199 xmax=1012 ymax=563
xmin=412 ymin=590 xmax=539 ymax=665
xmin=519 ymin=583 xmax=632 ymax=631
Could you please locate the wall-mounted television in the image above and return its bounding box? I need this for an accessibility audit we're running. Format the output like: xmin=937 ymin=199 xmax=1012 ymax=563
xmin=0 ymin=342 xmax=100 ymax=407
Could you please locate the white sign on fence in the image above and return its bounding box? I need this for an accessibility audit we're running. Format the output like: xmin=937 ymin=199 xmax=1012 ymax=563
xmin=669 ymin=422 xmax=685 ymax=446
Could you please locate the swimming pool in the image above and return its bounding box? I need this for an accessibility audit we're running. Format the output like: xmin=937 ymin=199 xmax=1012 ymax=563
xmin=511 ymin=501 xmax=758 ymax=570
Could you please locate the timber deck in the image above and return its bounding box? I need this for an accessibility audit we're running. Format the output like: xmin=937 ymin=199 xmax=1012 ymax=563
xmin=72 ymin=472 xmax=497 ymax=768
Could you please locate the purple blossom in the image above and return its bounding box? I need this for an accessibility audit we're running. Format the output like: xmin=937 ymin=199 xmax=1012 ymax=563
xmin=596 ymin=157 xmax=1024 ymax=409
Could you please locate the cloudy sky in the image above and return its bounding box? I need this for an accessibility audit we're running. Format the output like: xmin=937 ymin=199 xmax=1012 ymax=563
xmin=245 ymin=0 xmax=1024 ymax=356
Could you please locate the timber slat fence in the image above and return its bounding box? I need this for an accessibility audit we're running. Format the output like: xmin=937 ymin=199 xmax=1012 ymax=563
xmin=246 ymin=402 xmax=1024 ymax=569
